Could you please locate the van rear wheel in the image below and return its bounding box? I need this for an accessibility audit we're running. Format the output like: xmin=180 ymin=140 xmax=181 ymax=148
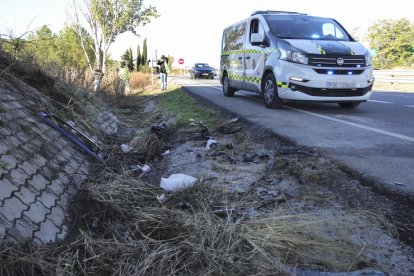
xmin=262 ymin=74 xmax=283 ymax=109
xmin=223 ymin=74 xmax=235 ymax=97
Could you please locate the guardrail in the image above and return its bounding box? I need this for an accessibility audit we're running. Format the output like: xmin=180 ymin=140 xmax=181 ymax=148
xmin=373 ymin=70 xmax=414 ymax=84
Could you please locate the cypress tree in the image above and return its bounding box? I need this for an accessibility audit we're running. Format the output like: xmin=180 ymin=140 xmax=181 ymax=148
xmin=136 ymin=44 xmax=142 ymax=71
xmin=142 ymin=38 xmax=148 ymax=66
xmin=128 ymin=47 xmax=134 ymax=71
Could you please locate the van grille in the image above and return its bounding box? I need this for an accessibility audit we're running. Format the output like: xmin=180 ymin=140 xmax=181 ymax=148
xmin=289 ymin=83 xmax=372 ymax=97
xmin=308 ymin=55 xmax=366 ymax=68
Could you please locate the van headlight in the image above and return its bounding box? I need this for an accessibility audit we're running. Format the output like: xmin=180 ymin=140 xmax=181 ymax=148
xmin=279 ymin=43 xmax=308 ymax=65
xmin=365 ymin=50 xmax=372 ymax=66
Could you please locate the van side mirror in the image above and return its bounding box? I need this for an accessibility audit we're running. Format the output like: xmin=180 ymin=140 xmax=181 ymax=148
xmin=251 ymin=33 xmax=265 ymax=45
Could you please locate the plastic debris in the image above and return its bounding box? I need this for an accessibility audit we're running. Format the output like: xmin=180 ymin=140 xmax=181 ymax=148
xmin=131 ymin=164 xmax=151 ymax=173
xmin=140 ymin=164 xmax=151 ymax=172
xmin=160 ymin=173 xmax=198 ymax=192
xmin=227 ymin=118 xmax=239 ymax=123
xmin=189 ymin=119 xmax=210 ymax=139
xmin=157 ymin=194 xmax=166 ymax=203
xmin=121 ymin=144 xmax=133 ymax=153
xmin=205 ymin=139 xmax=217 ymax=150
xmin=161 ymin=149 xmax=170 ymax=156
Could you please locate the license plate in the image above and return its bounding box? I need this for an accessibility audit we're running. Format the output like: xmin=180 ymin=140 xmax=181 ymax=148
xmin=202 ymin=73 xmax=208 ymax=76
xmin=326 ymin=81 xmax=355 ymax=88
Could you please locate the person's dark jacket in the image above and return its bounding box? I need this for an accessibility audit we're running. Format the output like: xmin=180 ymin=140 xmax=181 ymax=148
xmin=157 ymin=58 xmax=169 ymax=74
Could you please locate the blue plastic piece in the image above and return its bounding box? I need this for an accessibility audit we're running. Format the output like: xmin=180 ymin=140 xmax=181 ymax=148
xmin=37 ymin=112 xmax=102 ymax=161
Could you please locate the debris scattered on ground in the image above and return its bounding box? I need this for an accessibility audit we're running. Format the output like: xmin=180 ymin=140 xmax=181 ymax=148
xmin=205 ymin=138 xmax=217 ymax=150
xmin=2 ymin=78 xmax=413 ymax=275
xmin=121 ymin=143 xmax=133 ymax=153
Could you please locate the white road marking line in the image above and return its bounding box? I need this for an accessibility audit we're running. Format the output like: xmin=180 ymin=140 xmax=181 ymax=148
xmin=368 ymin=100 xmax=392 ymax=104
xmin=404 ymin=105 xmax=414 ymax=108
xmin=285 ymin=106 xmax=414 ymax=142
xmin=373 ymin=92 xmax=414 ymax=98
xmin=209 ymin=85 xmax=222 ymax=91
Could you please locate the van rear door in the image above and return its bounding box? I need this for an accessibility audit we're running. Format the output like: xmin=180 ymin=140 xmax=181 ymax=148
xmin=221 ymin=21 xmax=248 ymax=90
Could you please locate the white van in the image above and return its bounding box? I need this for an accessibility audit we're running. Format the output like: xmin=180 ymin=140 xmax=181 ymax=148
xmin=220 ymin=11 xmax=374 ymax=109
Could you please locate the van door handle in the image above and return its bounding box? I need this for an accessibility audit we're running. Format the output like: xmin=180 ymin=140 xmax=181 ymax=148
xmin=246 ymin=55 xmax=251 ymax=59
xmin=238 ymin=56 xmax=243 ymax=60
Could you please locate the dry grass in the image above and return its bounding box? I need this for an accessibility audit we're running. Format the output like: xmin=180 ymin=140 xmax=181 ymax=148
xmin=0 ymin=171 xmax=391 ymax=275
xmin=130 ymin=72 xmax=153 ymax=93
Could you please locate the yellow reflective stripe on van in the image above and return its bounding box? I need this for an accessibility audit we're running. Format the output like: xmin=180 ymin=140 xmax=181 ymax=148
xmin=222 ymin=50 xmax=244 ymax=55
xmin=244 ymin=49 xmax=263 ymax=53
xmin=229 ymin=73 xmax=244 ymax=81
xmin=221 ymin=48 xmax=279 ymax=55
xmin=229 ymin=73 xmax=260 ymax=83
xmin=277 ymin=81 xmax=287 ymax=88
xmin=312 ymin=42 xmax=326 ymax=55
xmin=228 ymin=73 xmax=286 ymax=87
xmin=245 ymin=76 xmax=261 ymax=83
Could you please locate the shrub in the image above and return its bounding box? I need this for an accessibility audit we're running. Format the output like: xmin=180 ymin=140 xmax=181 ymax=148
xmin=130 ymin=72 xmax=152 ymax=93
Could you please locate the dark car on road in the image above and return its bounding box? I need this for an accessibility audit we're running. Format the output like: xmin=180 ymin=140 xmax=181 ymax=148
xmin=190 ymin=63 xmax=216 ymax=79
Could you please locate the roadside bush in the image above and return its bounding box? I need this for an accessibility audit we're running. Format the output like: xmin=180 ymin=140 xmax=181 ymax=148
xmin=130 ymin=71 xmax=152 ymax=93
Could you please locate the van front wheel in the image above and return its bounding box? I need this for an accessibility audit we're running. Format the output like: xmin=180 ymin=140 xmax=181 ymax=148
xmin=262 ymin=74 xmax=283 ymax=109
xmin=223 ymin=75 xmax=235 ymax=97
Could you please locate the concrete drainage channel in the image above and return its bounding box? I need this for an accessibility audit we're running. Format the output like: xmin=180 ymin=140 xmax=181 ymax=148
xmin=0 ymin=75 xmax=119 ymax=245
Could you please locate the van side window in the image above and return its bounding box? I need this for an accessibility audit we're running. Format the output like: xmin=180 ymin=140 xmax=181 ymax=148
xmin=223 ymin=22 xmax=247 ymax=51
xmin=322 ymin=23 xmax=345 ymax=40
xmin=249 ymin=18 xmax=265 ymax=43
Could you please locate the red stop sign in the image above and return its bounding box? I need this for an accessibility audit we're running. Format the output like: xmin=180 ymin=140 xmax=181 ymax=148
xmin=178 ymin=58 xmax=184 ymax=64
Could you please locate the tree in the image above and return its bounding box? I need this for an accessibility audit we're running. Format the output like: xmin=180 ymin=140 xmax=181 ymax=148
xmin=368 ymin=18 xmax=414 ymax=69
xmin=127 ymin=47 xmax=134 ymax=71
xmin=167 ymin=55 xmax=174 ymax=69
xmin=142 ymin=37 xmax=147 ymax=66
xmin=55 ymin=25 xmax=94 ymax=78
xmin=72 ymin=0 xmax=158 ymax=91
xmin=26 ymin=25 xmax=58 ymax=67
xmin=136 ymin=44 xmax=141 ymax=70
xmin=121 ymin=47 xmax=134 ymax=71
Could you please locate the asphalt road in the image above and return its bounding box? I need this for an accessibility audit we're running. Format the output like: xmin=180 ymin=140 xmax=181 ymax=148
xmin=171 ymin=75 xmax=414 ymax=196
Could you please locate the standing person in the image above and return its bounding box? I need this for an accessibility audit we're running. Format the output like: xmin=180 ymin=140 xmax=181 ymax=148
xmin=157 ymin=55 xmax=170 ymax=91
xmin=119 ymin=62 xmax=131 ymax=95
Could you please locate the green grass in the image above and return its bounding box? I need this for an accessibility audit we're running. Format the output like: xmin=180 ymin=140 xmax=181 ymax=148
xmin=154 ymin=86 xmax=223 ymax=129
xmin=1 ymin=161 xmax=9 ymax=170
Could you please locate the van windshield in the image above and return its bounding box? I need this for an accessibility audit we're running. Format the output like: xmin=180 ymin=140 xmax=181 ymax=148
xmin=264 ymin=15 xmax=351 ymax=41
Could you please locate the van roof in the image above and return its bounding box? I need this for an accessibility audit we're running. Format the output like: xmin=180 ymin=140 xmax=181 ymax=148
xmin=251 ymin=10 xmax=307 ymax=16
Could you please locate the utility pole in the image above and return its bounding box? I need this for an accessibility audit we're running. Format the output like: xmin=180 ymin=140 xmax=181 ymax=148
xmin=150 ymin=58 xmax=153 ymax=85
xmin=153 ymin=49 xmax=158 ymax=85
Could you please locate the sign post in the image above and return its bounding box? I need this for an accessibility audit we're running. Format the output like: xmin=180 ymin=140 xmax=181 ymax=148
xmin=178 ymin=58 xmax=184 ymax=76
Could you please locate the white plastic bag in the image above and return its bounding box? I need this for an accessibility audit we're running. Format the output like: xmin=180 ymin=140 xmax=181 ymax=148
xmin=205 ymin=139 xmax=217 ymax=150
xmin=160 ymin=173 xmax=197 ymax=192
xmin=121 ymin=144 xmax=133 ymax=153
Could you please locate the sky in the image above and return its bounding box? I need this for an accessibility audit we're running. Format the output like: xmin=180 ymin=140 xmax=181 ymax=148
xmin=1 ymin=0 xmax=413 ymax=68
